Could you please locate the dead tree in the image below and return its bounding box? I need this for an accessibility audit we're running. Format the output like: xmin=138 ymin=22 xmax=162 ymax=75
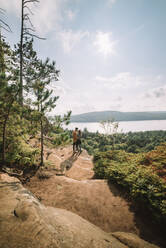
xmin=19 ymin=0 xmax=45 ymax=105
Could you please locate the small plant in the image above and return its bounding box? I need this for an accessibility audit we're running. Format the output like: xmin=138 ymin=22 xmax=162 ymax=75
xmin=37 ymin=170 xmax=52 ymax=180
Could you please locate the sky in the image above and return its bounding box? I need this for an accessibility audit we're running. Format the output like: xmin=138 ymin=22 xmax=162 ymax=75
xmin=1 ymin=0 xmax=166 ymax=115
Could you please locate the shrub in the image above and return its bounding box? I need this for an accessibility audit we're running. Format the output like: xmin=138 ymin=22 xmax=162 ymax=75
xmin=93 ymin=147 xmax=166 ymax=223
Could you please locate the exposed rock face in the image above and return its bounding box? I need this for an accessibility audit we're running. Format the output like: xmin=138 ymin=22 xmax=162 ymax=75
xmin=27 ymin=175 xmax=138 ymax=234
xmin=0 ymin=173 xmax=159 ymax=248
xmin=27 ymin=147 xmax=139 ymax=234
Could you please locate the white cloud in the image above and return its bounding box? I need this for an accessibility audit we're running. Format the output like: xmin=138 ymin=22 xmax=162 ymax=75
xmin=95 ymin=72 xmax=142 ymax=89
xmin=144 ymin=85 xmax=166 ymax=99
xmin=52 ymin=75 xmax=166 ymax=115
xmin=57 ymin=29 xmax=89 ymax=53
xmin=95 ymin=76 xmax=111 ymax=82
xmin=54 ymin=87 xmax=96 ymax=115
xmin=31 ymin=0 xmax=63 ymax=35
xmin=93 ymin=31 xmax=117 ymax=57
xmin=135 ymin=85 xmax=166 ymax=112
xmin=57 ymin=29 xmax=117 ymax=56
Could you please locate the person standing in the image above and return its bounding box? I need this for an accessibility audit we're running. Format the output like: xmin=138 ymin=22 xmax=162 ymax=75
xmin=76 ymin=129 xmax=82 ymax=152
xmin=72 ymin=127 xmax=78 ymax=153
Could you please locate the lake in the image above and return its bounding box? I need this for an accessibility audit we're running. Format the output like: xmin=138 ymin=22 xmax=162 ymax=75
xmin=65 ymin=120 xmax=166 ymax=133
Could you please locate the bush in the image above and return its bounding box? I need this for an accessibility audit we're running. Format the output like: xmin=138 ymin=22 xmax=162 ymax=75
xmin=5 ymin=136 xmax=40 ymax=166
xmin=93 ymin=147 xmax=166 ymax=223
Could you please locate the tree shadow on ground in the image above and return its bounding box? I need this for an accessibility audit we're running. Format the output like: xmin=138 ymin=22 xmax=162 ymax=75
xmin=60 ymin=151 xmax=81 ymax=173
xmin=1 ymin=163 xmax=39 ymax=184
xmin=107 ymin=180 xmax=166 ymax=248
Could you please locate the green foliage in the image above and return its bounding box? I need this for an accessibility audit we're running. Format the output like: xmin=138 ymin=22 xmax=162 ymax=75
xmin=52 ymin=132 xmax=71 ymax=146
xmin=0 ymin=134 xmax=40 ymax=166
xmin=0 ymin=14 xmax=71 ymax=169
xmin=43 ymin=131 xmax=71 ymax=148
xmin=80 ymin=129 xmax=166 ymax=155
xmin=93 ymin=146 xmax=166 ymax=223
xmin=48 ymin=111 xmax=71 ymax=134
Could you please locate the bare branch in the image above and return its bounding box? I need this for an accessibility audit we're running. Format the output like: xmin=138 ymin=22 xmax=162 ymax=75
xmin=0 ymin=8 xmax=12 ymax=32
xmin=24 ymin=6 xmax=34 ymax=15
xmin=26 ymin=16 xmax=34 ymax=28
xmin=24 ymin=0 xmax=39 ymax=5
xmin=21 ymin=0 xmax=45 ymax=40
xmin=23 ymin=13 xmax=30 ymax=20
xmin=24 ymin=32 xmax=46 ymax=40
xmin=0 ymin=26 xmax=10 ymax=33
xmin=23 ymin=13 xmax=35 ymax=29
xmin=24 ymin=27 xmax=35 ymax=32
xmin=0 ymin=8 xmax=6 ymax=14
xmin=0 ymin=19 xmax=12 ymax=32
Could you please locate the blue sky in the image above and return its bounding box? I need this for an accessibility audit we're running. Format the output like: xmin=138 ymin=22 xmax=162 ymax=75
xmin=1 ymin=0 xmax=166 ymax=115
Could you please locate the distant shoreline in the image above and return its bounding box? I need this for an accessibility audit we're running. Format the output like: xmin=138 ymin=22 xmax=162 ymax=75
xmin=71 ymin=110 xmax=166 ymax=123
xmin=67 ymin=120 xmax=166 ymax=133
xmin=70 ymin=118 xmax=166 ymax=123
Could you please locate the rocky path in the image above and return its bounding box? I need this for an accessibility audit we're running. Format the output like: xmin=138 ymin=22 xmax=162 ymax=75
xmin=0 ymin=145 xmax=164 ymax=247
xmin=1 ymin=173 xmax=160 ymax=248
xmin=25 ymin=146 xmax=165 ymax=247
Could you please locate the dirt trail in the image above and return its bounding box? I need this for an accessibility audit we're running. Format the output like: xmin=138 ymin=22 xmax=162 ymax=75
xmin=26 ymin=146 xmax=165 ymax=247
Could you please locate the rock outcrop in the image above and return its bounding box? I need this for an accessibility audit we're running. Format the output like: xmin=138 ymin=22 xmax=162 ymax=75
xmin=0 ymin=173 xmax=159 ymax=248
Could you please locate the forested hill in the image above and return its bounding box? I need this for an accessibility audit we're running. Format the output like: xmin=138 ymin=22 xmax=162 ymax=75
xmin=70 ymin=111 xmax=166 ymax=122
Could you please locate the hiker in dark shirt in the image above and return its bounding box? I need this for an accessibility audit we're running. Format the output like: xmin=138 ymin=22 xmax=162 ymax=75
xmin=76 ymin=129 xmax=82 ymax=152
xmin=72 ymin=127 xmax=78 ymax=153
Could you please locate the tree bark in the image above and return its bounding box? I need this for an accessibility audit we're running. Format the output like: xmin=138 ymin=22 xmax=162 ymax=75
xmin=2 ymin=107 xmax=10 ymax=164
xmin=40 ymin=117 xmax=44 ymax=166
xmin=0 ymin=30 xmax=5 ymax=74
xmin=2 ymin=119 xmax=7 ymax=163
xmin=19 ymin=0 xmax=24 ymax=105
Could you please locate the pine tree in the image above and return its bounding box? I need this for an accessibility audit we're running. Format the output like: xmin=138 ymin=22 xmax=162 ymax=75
xmin=0 ymin=38 xmax=19 ymax=164
xmin=32 ymin=58 xmax=59 ymax=166
xmin=13 ymin=38 xmax=38 ymax=99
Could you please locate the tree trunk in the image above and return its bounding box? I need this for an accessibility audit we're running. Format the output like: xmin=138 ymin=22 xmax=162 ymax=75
xmin=0 ymin=30 xmax=5 ymax=74
xmin=2 ymin=110 xmax=10 ymax=164
xmin=1 ymin=96 xmax=17 ymax=165
xmin=19 ymin=0 xmax=24 ymax=105
xmin=40 ymin=117 xmax=44 ymax=166
xmin=2 ymin=120 xmax=7 ymax=163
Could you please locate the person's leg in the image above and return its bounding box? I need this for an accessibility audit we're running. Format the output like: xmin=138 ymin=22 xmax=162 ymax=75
xmin=79 ymin=142 xmax=82 ymax=152
xmin=73 ymin=142 xmax=76 ymax=152
xmin=76 ymin=141 xmax=79 ymax=151
xmin=76 ymin=140 xmax=81 ymax=152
